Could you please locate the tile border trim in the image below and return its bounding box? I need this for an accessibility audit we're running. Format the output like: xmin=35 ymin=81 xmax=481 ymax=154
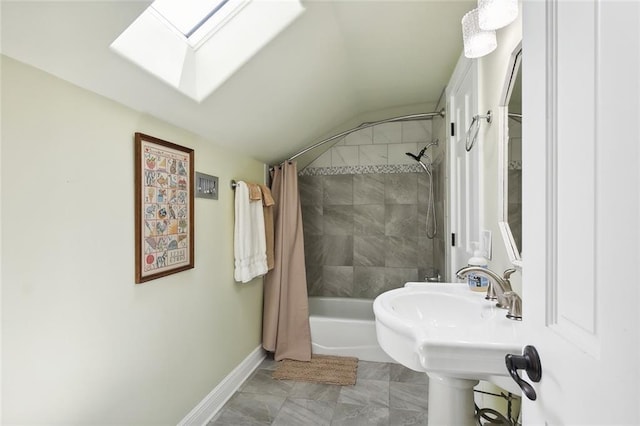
xmin=509 ymin=160 xmax=522 ymax=170
xmin=299 ymin=163 xmax=424 ymax=176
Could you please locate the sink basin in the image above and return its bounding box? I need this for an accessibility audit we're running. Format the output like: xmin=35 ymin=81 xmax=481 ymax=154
xmin=374 ymin=282 xmax=523 ymax=393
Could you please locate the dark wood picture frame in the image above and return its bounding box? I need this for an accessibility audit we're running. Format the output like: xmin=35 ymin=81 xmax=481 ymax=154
xmin=134 ymin=133 xmax=194 ymax=283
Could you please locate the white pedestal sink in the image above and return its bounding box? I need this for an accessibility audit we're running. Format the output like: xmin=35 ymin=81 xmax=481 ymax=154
xmin=373 ymin=282 xmax=522 ymax=426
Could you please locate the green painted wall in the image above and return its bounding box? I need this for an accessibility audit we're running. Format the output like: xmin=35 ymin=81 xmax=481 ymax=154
xmin=1 ymin=55 xmax=265 ymax=425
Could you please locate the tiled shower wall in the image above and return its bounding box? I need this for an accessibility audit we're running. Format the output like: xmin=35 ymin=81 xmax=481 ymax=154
xmin=298 ymin=119 xmax=445 ymax=299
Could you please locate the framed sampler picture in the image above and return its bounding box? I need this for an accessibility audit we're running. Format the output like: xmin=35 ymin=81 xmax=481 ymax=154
xmin=134 ymin=133 xmax=194 ymax=283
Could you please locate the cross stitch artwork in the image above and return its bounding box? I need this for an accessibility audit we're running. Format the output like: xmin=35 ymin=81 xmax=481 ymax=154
xmin=135 ymin=133 xmax=194 ymax=283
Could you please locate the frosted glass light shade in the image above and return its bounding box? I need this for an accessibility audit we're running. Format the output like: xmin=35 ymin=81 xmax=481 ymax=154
xmin=462 ymin=8 xmax=497 ymax=58
xmin=478 ymin=0 xmax=518 ymax=31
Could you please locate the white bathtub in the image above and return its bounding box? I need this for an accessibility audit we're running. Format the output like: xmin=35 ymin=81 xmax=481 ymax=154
xmin=308 ymin=297 xmax=395 ymax=363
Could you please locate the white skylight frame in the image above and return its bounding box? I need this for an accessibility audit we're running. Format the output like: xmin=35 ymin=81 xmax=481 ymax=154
xmin=110 ymin=0 xmax=304 ymax=102
xmin=150 ymin=0 xmax=252 ymax=49
xmin=151 ymin=0 xmax=229 ymax=37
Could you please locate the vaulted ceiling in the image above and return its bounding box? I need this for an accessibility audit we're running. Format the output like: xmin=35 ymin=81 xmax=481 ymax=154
xmin=1 ymin=0 xmax=474 ymax=165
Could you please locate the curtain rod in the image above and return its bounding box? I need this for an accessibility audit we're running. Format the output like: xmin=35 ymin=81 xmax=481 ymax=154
xmin=286 ymin=109 xmax=445 ymax=162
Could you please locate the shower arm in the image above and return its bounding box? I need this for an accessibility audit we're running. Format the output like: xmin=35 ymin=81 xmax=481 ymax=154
xmin=285 ymin=110 xmax=445 ymax=163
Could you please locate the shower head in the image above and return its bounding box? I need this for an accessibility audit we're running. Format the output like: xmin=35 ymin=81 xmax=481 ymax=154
xmin=406 ymin=146 xmax=427 ymax=162
xmin=405 ymin=152 xmax=420 ymax=161
xmin=406 ymin=141 xmax=438 ymax=162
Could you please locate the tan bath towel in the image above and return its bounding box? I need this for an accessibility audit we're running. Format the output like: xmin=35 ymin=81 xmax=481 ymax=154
xmin=259 ymin=184 xmax=275 ymax=270
xmin=247 ymin=183 xmax=262 ymax=201
xmin=259 ymin=183 xmax=275 ymax=206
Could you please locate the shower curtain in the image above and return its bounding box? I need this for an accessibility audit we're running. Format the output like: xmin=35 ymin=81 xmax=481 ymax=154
xmin=262 ymin=161 xmax=312 ymax=361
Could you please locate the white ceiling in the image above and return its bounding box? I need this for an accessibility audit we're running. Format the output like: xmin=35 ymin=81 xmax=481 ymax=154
xmin=0 ymin=0 xmax=474 ymax=165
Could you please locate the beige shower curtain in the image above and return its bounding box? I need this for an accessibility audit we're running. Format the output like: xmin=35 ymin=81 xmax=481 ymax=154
xmin=262 ymin=161 xmax=312 ymax=361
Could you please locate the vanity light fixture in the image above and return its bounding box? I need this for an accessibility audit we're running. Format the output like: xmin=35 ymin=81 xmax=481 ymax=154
xmin=478 ymin=0 xmax=519 ymax=31
xmin=462 ymin=8 xmax=497 ymax=58
xmin=461 ymin=0 xmax=519 ymax=59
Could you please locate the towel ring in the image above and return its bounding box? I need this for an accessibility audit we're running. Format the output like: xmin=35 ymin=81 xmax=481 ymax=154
xmin=465 ymin=110 xmax=492 ymax=152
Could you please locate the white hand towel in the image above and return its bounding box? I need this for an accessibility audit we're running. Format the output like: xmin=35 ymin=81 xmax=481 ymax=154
xmin=234 ymin=181 xmax=268 ymax=283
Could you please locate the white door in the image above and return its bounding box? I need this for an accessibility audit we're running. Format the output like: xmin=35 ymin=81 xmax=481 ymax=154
xmin=520 ymin=1 xmax=640 ymax=424
xmin=447 ymin=57 xmax=483 ymax=281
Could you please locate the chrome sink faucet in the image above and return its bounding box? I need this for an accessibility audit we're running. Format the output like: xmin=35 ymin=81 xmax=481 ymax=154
xmin=456 ymin=266 xmax=522 ymax=321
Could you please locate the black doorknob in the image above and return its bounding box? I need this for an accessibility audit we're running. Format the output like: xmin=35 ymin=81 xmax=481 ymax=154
xmin=505 ymin=345 xmax=542 ymax=401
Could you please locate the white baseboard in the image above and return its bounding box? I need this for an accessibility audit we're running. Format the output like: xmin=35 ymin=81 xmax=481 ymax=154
xmin=178 ymin=345 xmax=267 ymax=426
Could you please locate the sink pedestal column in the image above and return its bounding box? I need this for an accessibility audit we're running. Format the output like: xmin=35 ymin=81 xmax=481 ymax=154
xmin=426 ymin=374 xmax=478 ymax=426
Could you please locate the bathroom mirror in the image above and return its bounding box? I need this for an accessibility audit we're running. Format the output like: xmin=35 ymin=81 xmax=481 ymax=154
xmin=498 ymin=42 xmax=523 ymax=268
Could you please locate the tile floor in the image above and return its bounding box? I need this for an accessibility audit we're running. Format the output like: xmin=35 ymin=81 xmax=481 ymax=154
xmin=208 ymin=356 xmax=430 ymax=426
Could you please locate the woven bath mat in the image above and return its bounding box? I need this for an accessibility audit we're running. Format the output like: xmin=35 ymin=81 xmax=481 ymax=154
xmin=272 ymin=354 xmax=358 ymax=386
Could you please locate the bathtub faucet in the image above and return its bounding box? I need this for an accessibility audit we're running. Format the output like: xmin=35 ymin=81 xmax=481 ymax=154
xmin=455 ymin=266 xmax=522 ymax=321
xmin=424 ymin=269 xmax=441 ymax=282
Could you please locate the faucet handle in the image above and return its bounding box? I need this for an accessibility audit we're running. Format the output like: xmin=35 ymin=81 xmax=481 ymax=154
xmin=485 ymin=282 xmax=498 ymax=301
xmin=503 ymin=268 xmax=517 ymax=280
xmin=504 ymin=291 xmax=523 ymax=320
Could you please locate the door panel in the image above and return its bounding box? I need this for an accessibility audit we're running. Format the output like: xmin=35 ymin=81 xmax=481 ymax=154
xmin=555 ymin=0 xmax=597 ymax=340
xmin=522 ymin=1 xmax=640 ymax=423
xmin=448 ymin=58 xmax=481 ymax=279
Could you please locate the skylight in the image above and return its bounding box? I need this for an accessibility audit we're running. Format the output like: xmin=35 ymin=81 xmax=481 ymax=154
xmin=111 ymin=0 xmax=304 ymax=102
